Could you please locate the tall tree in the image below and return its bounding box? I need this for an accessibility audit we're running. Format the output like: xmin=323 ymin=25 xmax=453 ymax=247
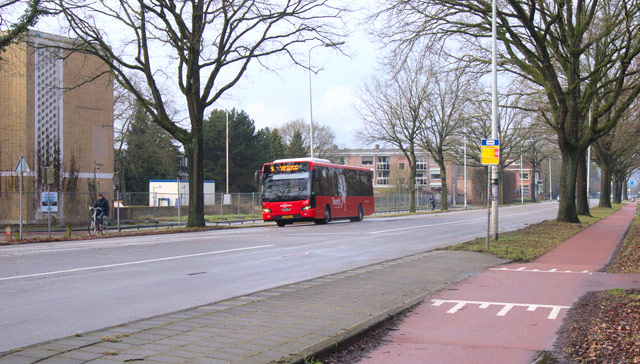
xmin=52 ymin=0 xmax=344 ymax=226
xmin=278 ymin=119 xmax=336 ymax=158
xmin=122 ymin=102 xmax=180 ymax=193
xmin=356 ymin=53 xmax=427 ymax=213
xmin=522 ymin=120 xmax=553 ymax=202
xmin=0 ymin=0 xmax=47 ymax=54
xmin=202 ymin=109 xmax=266 ymax=193
xmin=255 ymin=127 xmax=286 ymax=164
xmin=375 ymin=0 xmax=640 ymax=223
xmin=286 ymin=130 xmax=307 ymax=159
xmin=419 ymin=57 xmax=473 ymax=210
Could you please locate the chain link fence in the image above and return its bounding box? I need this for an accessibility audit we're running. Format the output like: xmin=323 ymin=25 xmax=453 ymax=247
xmin=0 ymin=191 xmax=262 ymax=227
xmin=0 ymin=190 xmax=479 ymax=232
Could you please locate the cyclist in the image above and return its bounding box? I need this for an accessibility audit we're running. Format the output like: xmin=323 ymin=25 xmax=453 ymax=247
xmin=93 ymin=193 xmax=110 ymax=228
xmin=428 ymin=195 xmax=436 ymax=211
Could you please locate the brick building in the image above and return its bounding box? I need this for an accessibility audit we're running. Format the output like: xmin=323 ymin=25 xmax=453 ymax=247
xmin=329 ymin=145 xmax=543 ymax=205
xmin=0 ymin=31 xmax=113 ymax=224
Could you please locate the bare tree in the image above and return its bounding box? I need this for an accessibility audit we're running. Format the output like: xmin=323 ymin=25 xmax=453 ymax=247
xmin=374 ymin=0 xmax=640 ymax=223
xmin=278 ymin=119 xmax=336 ymax=159
xmin=418 ymin=59 xmax=473 ymax=210
xmin=522 ymin=119 xmax=554 ymax=202
xmin=0 ymin=0 xmax=47 ymax=53
xmin=460 ymin=87 xmax=530 ymax=204
xmin=593 ymin=107 xmax=640 ymax=207
xmin=51 ymin=0 xmax=345 ymax=226
xmin=356 ymin=53 xmax=429 ymax=212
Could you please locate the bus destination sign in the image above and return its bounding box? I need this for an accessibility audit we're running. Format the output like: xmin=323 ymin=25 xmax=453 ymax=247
xmin=266 ymin=162 xmax=310 ymax=174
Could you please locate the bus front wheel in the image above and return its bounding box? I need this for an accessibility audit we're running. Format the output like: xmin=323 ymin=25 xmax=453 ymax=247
xmin=276 ymin=221 xmax=286 ymax=227
xmin=316 ymin=206 xmax=331 ymax=224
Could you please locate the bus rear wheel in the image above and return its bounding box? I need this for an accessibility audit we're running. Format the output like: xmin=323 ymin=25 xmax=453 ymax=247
xmin=350 ymin=204 xmax=363 ymax=222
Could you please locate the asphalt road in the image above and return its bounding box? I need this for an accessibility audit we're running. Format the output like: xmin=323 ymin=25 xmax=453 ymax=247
xmin=0 ymin=202 xmax=560 ymax=352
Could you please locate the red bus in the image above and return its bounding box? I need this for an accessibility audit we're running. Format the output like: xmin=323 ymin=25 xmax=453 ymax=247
xmin=260 ymin=158 xmax=375 ymax=227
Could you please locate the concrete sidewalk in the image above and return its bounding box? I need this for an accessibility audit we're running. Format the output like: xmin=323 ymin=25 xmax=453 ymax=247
xmin=359 ymin=203 xmax=640 ymax=364
xmin=0 ymin=249 xmax=504 ymax=364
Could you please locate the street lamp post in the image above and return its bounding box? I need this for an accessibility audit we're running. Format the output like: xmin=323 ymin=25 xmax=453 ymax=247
xmin=520 ymin=144 xmax=524 ymax=204
xmin=464 ymin=136 xmax=467 ymax=209
xmin=308 ymin=41 xmax=344 ymax=158
xmin=490 ymin=0 xmax=499 ymax=240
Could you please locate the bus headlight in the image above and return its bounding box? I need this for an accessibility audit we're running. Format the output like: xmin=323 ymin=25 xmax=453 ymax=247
xmin=301 ymin=205 xmax=312 ymax=211
xmin=263 ymin=208 xmax=272 ymax=213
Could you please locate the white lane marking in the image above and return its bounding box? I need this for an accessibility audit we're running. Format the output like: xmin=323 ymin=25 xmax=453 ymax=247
xmin=431 ymin=299 xmax=570 ymax=320
xmin=369 ymin=207 xmax=557 ymax=234
xmin=0 ymin=245 xmax=275 ymax=282
xmin=490 ymin=267 xmax=591 ymax=274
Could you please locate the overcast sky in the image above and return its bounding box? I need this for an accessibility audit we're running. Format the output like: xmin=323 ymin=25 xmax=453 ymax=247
xmin=218 ymin=19 xmax=381 ymax=148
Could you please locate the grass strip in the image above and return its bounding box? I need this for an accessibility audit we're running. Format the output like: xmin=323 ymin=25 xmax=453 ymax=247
xmin=605 ymin=204 xmax=640 ymax=273
xmin=448 ymin=204 xmax=623 ymax=262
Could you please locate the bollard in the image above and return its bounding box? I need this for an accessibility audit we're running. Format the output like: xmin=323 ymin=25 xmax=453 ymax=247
xmin=66 ymin=224 xmax=71 ymax=237
xmin=5 ymin=226 xmax=12 ymax=243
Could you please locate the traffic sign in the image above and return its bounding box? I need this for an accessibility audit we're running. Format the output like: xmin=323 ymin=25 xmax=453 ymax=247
xmin=631 ymin=181 xmax=636 ymax=186
xmin=14 ymin=155 xmax=30 ymax=173
xmin=481 ymin=139 xmax=500 ymax=165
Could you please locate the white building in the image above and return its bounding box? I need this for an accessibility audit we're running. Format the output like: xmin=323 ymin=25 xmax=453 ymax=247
xmin=148 ymin=180 xmax=216 ymax=207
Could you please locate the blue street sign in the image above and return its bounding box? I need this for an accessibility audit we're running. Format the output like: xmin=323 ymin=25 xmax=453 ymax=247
xmin=482 ymin=139 xmax=500 ymax=146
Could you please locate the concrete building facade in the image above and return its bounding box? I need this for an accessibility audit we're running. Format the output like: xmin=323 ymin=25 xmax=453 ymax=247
xmin=0 ymin=31 xmax=113 ymax=224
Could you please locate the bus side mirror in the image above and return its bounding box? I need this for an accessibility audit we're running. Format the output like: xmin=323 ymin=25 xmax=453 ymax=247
xmin=313 ymin=169 xmax=320 ymax=181
xmin=254 ymin=170 xmax=261 ymax=185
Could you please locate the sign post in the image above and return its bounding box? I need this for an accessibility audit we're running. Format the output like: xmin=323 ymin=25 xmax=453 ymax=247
xmin=14 ymin=155 xmax=30 ymax=240
xmin=481 ymin=139 xmax=500 ymax=248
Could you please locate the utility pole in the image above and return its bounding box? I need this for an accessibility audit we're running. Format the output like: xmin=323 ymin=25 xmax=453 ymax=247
xmin=490 ymin=0 xmax=499 ymax=240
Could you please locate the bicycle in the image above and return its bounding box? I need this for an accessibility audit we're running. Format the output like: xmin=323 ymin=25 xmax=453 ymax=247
xmin=88 ymin=207 xmax=108 ymax=236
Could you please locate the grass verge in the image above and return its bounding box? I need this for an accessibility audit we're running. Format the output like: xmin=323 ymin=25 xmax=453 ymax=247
xmin=448 ymin=204 xmax=623 ymax=262
xmin=552 ymin=289 xmax=640 ymax=364
xmin=605 ymin=204 xmax=640 ymax=273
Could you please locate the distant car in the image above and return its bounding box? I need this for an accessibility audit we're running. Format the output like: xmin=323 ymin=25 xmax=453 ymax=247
xmin=556 ymin=195 xmax=560 ymax=202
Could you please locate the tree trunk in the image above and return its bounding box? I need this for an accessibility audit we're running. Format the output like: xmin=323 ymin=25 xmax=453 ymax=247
xmin=408 ymin=166 xmax=416 ymax=213
xmin=186 ymin=130 xmax=205 ymax=227
xmin=599 ymin=164 xmax=612 ymax=208
xmin=439 ymin=161 xmax=448 ymax=210
xmin=576 ymin=151 xmax=590 ymax=216
xmin=613 ymin=178 xmax=622 ymax=204
xmin=557 ymin=149 xmax=581 ymax=223
xmin=623 ymin=180 xmax=628 ymax=201
xmin=530 ymin=164 xmax=537 ymax=202
xmin=408 ymin=149 xmax=416 ymax=213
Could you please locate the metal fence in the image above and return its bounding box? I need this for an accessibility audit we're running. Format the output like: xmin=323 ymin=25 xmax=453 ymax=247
xmin=0 ymin=190 xmax=477 ymax=231
xmin=373 ymin=192 xmax=475 ymax=212
xmin=0 ymin=191 xmax=262 ymax=227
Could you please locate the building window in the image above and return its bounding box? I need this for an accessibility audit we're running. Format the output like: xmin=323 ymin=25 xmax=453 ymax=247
xmin=521 ymin=172 xmax=530 ymax=180
xmin=416 ymin=157 xmax=427 ymax=170
xmin=429 ymin=168 xmax=441 ymax=180
xmin=377 ymin=156 xmax=390 ymax=170
xmin=398 ymin=177 xmax=406 ymax=186
xmin=399 ymin=162 xmax=406 ymax=171
xmin=361 ymin=156 xmax=373 ymax=165
xmin=376 ymin=170 xmax=390 ymax=185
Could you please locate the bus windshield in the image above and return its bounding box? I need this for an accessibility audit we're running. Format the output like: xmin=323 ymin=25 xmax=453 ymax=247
xmin=262 ymin=172 xmax=311 ymax=202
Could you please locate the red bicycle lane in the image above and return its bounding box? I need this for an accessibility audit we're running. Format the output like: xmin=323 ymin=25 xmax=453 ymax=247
xmin=359 ymin=203 xmax=640 ymax=364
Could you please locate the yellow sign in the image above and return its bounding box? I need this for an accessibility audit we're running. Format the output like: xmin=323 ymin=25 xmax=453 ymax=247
xmin=481 ymin=139 xmax=500 ymax=165
xmin=278 ymin=164 xmax=300 ymax=172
